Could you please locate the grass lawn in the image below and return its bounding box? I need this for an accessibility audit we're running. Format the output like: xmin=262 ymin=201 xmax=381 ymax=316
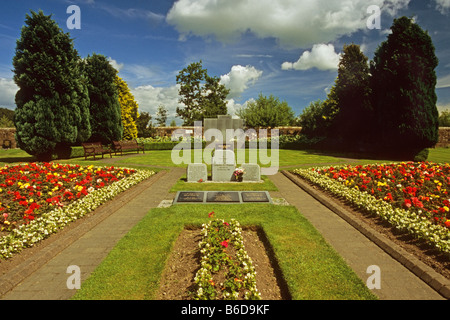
xmin=0 ymin=147 xmax=447 ymax=169
xmin=169 ymin=174 xmax=279 ymax=192
xmin=113 ymin=148 xmax=348 ymax=168
xmin=71 ymin=204 xmax=377 ymax=300
xmin=428 ymin=147 xmax=450 ymax=163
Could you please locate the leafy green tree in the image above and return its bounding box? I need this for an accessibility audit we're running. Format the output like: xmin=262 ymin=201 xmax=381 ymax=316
xmin=439 ymin=109 xmax=450 ymax=127
xmin=202 ymin=75 xmax=229 ymax=119
xmin=0 ymin=108 xmax=15 ymax=124
xmin=136 ymin=111 xmax=154 ymax=138
xmin=370 ymin=16 xmax=439 ymax=156
xmin=155 ymin=105 xmax=168 ymax=127
xmin=13 ymin=10 xmax=91 ymax=161
xmin=115 ymin=75 xmax=138 ymax=140
xmin=298 ymin=86 xmax=339 ymax=139
xmin=332 ymin=44 xmax=372 ymax=147
xmin=0 ymin=115 xmax=14 ymax=128
xmin=236 ymin=93 xmax=295 ymax=128
xmin=84 ymin=54 xmax=123 ymax=144
xmin=176 ymin=61 xmax=229 ymax=125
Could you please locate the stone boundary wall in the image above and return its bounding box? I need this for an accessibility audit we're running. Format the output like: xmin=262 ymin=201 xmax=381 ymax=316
xmin=0 ymin=127 xmax=448 ymax=149
xmin=0 ymin=128 xmax=17 ymax=149
xmin=436 ymin=127 xmax=450 ymax=147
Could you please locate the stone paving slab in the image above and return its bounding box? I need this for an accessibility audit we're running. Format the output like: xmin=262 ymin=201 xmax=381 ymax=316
xmin=271 ymin=171 xmax=448 ymax=300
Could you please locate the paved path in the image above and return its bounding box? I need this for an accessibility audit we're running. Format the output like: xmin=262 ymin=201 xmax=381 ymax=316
xmin=0 ymin=167 xmax=184 ymax=300
xmin=268 ymin=171 xmax=447 ymax=300
xmin=0 ymin=164 xmax=447 ymax=300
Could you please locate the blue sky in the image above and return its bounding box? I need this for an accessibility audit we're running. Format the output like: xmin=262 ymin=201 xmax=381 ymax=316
xmin=1 ymin=0 xmax=450 ymax=125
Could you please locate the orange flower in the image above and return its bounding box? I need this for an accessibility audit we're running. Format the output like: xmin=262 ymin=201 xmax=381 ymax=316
xmin=445 ymin=220 xmax=450 ymax=228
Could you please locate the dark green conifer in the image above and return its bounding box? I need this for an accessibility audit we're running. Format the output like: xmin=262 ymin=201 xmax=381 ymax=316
xmin=13 ymin=10 xmax=91 ymax=160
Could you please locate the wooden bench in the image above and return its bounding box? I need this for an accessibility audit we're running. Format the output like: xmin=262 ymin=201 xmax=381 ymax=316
xmin=112 ymin=140 xmax=145 ymax=156
xmin=81 ymin=142 xmax=112 ymax=160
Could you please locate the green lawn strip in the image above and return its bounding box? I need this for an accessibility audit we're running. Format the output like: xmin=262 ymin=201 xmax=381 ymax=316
xmin=71 ymin=204 xmax=377 ymax=300
xmin=169 ymin=174 xmax=278 ymax=192
xmin=428 ymin=147 xmax=450 ymax=163
xmin=113 ymin=149 xmax=347 ymax=169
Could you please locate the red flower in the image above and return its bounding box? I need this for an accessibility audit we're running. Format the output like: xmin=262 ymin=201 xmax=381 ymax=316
xmin=445 ymin=220 xmax=450 ymax=228
xmin=208 ymin=211 xmax=215 ymax=218
xmin=403 ymin=199 xmax=412 ymax=208
xmin=221 ymin=240 xmax=229 ymax=248
xmin=411 ymin=197 xmax=424 ymax=208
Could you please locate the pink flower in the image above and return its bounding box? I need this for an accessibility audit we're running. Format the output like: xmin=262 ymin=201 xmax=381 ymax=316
xmin=221 ymin=240 xmax=229 ymax=248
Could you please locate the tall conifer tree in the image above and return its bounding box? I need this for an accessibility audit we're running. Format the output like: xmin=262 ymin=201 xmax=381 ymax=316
xmin=370 ymin=17 xmax=439 ymax=157
xmin=13 ymin=10 xmax=91 ymax=160
xmin=333 ymin=44 xmax=372 ymax=149
xmin=84 ymin=54 xmax=123 ymax=144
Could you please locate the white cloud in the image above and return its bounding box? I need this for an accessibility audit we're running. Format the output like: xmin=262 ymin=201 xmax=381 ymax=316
xmin=226 ymin=98 xmax=254 ymax=118
xmin=107 ymin=57 xmax=124 ymax=72
xmin=0 ymin=78 xmax=18 ymax=109
xmin=130 ymin=64 xmax=262 ymax=124
xmin=281 ymin=44 xmax=341 ymax=71
xmin=132 ymin=84 xmax=182 ymax=120
xmin=166 ymin=0 xmax=410 ymax=48
xmin=435 ymin=0 xmax=450 ymax=14
xmin=437 ymin=74 xmax=450 ymax=89
xmin=220 ymin=65 xmax=263 ymax=98
xmin=98 ymin=3 xmax=165 ymax=25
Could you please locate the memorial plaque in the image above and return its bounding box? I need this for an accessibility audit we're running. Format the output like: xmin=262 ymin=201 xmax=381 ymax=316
xmin=176 ymin=191 xmax=205 ymax=203
xmin=241 ymin=191 xmax=270 ymax=203
xmin=187 ymin=163 xmax=208 ymax=182
xmin=206 ymin=191 xmax=240 ymax=203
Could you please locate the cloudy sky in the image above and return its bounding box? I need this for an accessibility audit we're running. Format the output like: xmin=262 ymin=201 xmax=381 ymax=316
xmin=1 ymin=0 xmax=449 ymax=125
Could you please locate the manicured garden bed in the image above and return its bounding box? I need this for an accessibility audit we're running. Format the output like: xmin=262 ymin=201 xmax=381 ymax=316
xmin=292 ymin=162 xmax=450 ymax=255
xmin=0 ymin=162 xmax=154 ymax=259
xmin=71 ymin=205 xmax=378 ymax=300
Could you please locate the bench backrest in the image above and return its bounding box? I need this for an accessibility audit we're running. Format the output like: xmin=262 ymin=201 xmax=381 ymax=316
xmin=82 ymin=142 xmax=104 ymax=151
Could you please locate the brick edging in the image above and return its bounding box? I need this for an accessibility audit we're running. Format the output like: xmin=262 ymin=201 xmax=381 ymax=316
xmin=281 ymin=170 xmax=450 ymax=300
xmin=0 ymin=170 xmax=167 ymax=298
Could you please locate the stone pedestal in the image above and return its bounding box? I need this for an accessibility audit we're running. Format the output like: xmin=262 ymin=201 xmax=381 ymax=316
xmin=212 ymin=164 xmax=236 ymax=182
xmin=187 ymin=163 xmax=208 ymax=182
xmin=241 ymin=163 xmax=261 ymax=182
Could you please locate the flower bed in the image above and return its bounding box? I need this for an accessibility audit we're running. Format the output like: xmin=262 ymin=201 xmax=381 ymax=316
xmin=192 ymin=212 xmax=261 ymax=300
xmin=0 ymin=162 xmax=154 ymax=259
xmin=293 ymin=162 xmax=450 ymax=254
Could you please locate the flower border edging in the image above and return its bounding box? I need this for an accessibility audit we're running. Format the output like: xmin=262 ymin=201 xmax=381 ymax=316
xmin=281 ymin=170 xmax=450 ymax=300
xmin=0 ymin=168 xmax=163 ymax=297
